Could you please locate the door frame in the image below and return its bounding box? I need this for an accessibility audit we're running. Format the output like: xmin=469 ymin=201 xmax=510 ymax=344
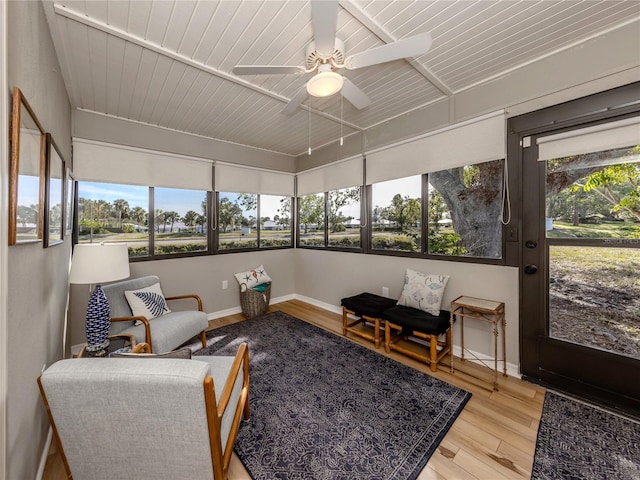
xmin=509 ymin=82 xmax=640 ymax=416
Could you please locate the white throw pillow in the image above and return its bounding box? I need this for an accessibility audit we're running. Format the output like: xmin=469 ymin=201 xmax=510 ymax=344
xmin=397 ymin=269 xmax=449 ymax=316
xmin=234 ymin=264 xmax=272 ymax=290
xmin=124 ymin=283 xmax=171 ymax=325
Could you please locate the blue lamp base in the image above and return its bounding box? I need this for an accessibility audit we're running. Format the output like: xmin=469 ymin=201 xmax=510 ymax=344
xmin=85 ymin=284 xmax=111 ymax=356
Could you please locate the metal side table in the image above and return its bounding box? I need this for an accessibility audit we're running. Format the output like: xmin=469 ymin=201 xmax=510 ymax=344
xmin=451 ymin=295 xmax=506 ymax=390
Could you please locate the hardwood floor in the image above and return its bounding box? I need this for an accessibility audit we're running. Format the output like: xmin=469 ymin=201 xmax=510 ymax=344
xmin=43 ymin=299 xmax=545 ymax=480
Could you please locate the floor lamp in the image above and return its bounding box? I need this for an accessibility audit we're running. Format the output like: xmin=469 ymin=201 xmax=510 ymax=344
xmin=69 ymin=243 xmax=130 ymax=356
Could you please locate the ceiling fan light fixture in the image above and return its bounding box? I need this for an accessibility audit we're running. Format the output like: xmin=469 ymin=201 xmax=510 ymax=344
xmin=307 ymin=71 xmax=344 ymax=97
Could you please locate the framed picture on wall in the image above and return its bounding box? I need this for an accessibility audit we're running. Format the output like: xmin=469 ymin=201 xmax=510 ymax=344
xmin=9 ymin=87 xmax=46 ymax=245
xmin=64 ymin=167 xmax=75 ymax=235
xmin=44 ymin=133 xmax=65 ymax=247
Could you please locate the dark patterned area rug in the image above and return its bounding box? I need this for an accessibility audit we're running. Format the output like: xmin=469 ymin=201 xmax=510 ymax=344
xmin=194 ymin=311 xmax=471 ymax=480
xmin=532 ymin=391 xmax=640 ymax=480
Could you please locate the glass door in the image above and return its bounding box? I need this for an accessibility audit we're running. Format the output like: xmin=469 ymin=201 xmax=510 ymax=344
xmin=546 ymin=145 xmax=640 ymax=359
xmin=521 ymin=112 xmax=640 ymax=415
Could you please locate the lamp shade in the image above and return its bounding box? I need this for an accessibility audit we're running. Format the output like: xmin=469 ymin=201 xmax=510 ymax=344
xmin=307 ymin=71 xmax=344 ymax=97
xmin=69 ymin=243 xmax=130 ymax=285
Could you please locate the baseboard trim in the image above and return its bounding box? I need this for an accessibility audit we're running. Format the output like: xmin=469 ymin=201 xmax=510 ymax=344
xmin=292 ymin=294 xmax=343 ymax=315
xmin=206 ymin=293 xmax=296 ymax=320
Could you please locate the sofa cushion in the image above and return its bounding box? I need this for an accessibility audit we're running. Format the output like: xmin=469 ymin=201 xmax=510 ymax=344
xmin=383 ymin=305 xmax=451 ymax=336
xmin=114 ymin=310 xmax=208 ymax=354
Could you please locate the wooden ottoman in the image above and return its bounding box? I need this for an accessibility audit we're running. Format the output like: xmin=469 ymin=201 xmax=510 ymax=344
xmin=340 ymin=293 xmax=398 ymax=348
xmin=383 ymin=305 xmax=454 ymax=373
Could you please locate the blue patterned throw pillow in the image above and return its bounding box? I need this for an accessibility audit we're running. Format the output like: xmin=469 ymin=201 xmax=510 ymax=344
xmin=125 ymin=283 xmax=171 ymax=325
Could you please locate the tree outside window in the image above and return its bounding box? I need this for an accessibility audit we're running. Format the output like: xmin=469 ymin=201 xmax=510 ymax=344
xmin=77 ymin=181 xmax=149 ymax=257
xmin=154 ymin=187 xmax=207 ymax=255
xmin=371 ymin=176 xmax=421 ymax=252
xmin=260 ymin=195 xmax=292 ymax=247
xmin=218 ymin=193 xmax=257 ymax=250
xmin=328 ymin=187 xmax=361 ymax=248
xmin=428 ymin=159 xmax=503 ymax=258
xmin=298 ymin=193 xmax=325 ymax=246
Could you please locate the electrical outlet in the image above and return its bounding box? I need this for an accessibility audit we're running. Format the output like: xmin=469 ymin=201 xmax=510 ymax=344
xmin=222 ymin=280 xmax=228 ymax=290
xmin=382 ymin=286 xmax=389 ymax=297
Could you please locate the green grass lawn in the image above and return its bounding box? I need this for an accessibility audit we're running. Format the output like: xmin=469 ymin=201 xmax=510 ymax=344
xmin=547 ymin=220 xmax=640 ymax=239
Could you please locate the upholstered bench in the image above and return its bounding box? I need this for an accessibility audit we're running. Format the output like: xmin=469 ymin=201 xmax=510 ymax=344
xmin=383 ymin=305 xmax=454 ymax=373
xmin=341 ymin=293 xmax=397 ymax=348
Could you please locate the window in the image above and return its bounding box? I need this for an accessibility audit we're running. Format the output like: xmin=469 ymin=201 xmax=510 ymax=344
xmin=260 ymin=195 xmax=292 ymax=247
xmin=427 ymin=159 xmax=503 ymax=258
xmin=153 ymin=187 xmax=207 ymax=255
xmin=77 ymin=181 xmax=149 ymax=257
xmin=298 ymin=193 xmax=326 ymax=247
xmin=218 ymin=193 xmax=257 ymax=250
xmin=328 ymin=187 xmax=361 ymax=248
xmin=370 ymin=176 xmax=422 ymax=252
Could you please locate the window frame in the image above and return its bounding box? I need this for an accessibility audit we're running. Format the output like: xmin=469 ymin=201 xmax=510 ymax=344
xmin=296 ymin=188 xmax=364 ymax=253
xmin=213 ymin=192 xmax=294 ymax=254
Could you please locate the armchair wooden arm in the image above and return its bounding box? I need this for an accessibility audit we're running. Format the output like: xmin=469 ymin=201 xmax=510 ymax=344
xmin=204 ymin=342 xmax=250 ymax=480
xmin=131 ymin=342 xmax=151 ymax=353
xmin=110 ymin=316 xmax=153 ymax=353
xmin=166 ymin=293 xmax=203 ymax=311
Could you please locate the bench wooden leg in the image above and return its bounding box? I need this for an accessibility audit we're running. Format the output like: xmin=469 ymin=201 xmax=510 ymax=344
xmin=429 ymin=335 xmax=438 ymax=372
xmin=342 ymin=307 xmax=349 ymax=335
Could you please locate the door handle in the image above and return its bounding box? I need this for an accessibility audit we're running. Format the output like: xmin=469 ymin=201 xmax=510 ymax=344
xmin=524 ymin=264 xmax=538 ymax=275
xmin=525 ymin=240 xmax=537 ymax=249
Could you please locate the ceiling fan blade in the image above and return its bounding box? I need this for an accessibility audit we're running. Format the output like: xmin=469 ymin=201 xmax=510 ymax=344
xmin=233 ymin=65 xmax=305 ymax=75
xmin=341 ymin=78 xmax=371 ymax=110
xmin=281 ymin=86 xmax=308 ymax=116
xmin=345 ymin=32 xmax=432 ymax=70
xmin=310 ymin=0 xmax=338 ymax=56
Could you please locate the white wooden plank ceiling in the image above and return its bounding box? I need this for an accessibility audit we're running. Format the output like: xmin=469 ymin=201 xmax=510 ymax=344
xmin=42 ymin=0 xmax=640 ymax=157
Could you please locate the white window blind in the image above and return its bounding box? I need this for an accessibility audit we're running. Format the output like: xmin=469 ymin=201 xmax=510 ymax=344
xmin=73 ymin=139 xmax=213 ymax=190
xmin=297 ymin=156 xmax=363 ymax=196
xmin=215 ymin=163 xmax=294 ymax=196
xmin=366 ymin=111 xmax=505 ymax=184
xmin=537 ymin=116 xmax=640 ymax=161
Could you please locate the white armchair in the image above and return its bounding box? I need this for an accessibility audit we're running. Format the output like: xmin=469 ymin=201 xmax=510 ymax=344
xmin=38 ymin=343 xmax=250 ymax=480
xmin=103 ymin=275 xmax=208 ymax=353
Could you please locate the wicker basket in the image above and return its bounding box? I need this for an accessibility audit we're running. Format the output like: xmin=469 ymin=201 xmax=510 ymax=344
xmin=239 ymin=282 xmax=271 ymax=318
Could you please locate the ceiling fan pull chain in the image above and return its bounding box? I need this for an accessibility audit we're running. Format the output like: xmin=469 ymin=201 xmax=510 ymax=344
xmin=308 ymin=97 xmax=312 ymax=156
xmin=340 ymin=95 xmax=344 ymax=146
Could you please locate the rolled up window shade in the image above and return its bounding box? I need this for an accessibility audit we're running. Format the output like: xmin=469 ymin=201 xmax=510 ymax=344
xmin=537 ymin=116 xmax=640 ymax=161
xmin=73 ymin=139 xmax=212 ymax=190
xmin=366 ymin=111 xmax=505 ymax=184
xmin=214 ymin=163 xmax=294 ymax=196
xmin=297 ymin=155 xmax=363 ymax=196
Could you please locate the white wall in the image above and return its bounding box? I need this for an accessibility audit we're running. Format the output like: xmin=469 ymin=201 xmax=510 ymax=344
xmin=6 ymin=2 xmax=72 ymax=479
xmin=69 ymin=249 xmax=296 ymax=348
xmin=295 ymin=250 xmax=519 ymax=372
xmin=0 ymin=1 xmax=8 ymax=477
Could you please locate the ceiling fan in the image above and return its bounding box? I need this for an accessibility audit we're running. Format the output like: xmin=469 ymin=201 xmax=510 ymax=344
xmin=232 ymin=0 xmax=432 ymax=115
